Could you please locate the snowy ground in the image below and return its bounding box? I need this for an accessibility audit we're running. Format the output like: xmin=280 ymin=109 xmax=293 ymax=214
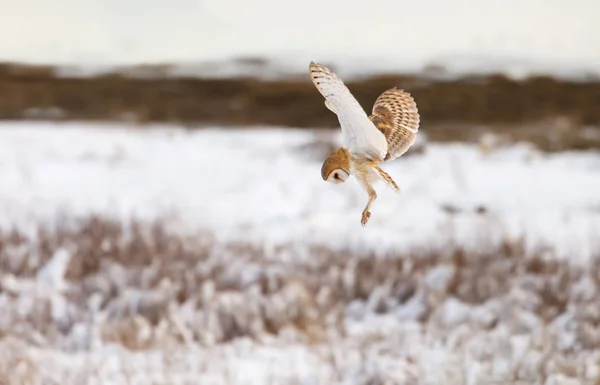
xmin=0 ymin=121 xmax=599 ymax=261
xmin=0 ymin=121 xmax=599 ymax=384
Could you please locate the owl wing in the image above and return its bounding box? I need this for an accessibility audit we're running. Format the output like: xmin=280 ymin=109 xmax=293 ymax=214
xmin=368 ymin=88 xmax=420 ymax=161
xmin=309 ymin=62 xmax=388 ymax=161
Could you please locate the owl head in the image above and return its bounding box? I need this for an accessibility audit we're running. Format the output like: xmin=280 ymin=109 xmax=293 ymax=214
xmin=321 ymin=148 xmax=350 ymax=184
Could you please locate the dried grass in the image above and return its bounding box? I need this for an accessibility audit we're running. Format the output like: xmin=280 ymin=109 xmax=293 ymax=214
xmin=1 ymin=62 xmax=599 ymax=151
xmin=0 ymin=216 xmax=598 ymax=383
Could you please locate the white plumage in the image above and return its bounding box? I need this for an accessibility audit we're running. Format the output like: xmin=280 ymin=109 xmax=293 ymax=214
xmin=309 ymin=62 xmax=389 ymax=162
xmin=311 ymin=61 xmax=420 ymax=227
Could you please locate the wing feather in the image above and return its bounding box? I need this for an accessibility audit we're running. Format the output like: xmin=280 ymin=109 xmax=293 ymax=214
xmin=368 ymin=88 xmax=420 ymax=161
xmin=309 ymin=62 xmax=387 ymax=161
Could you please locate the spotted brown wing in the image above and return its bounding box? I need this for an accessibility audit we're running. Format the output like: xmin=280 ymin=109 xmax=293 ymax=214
xmin=368 ymin=88 xmax=420 ymax=161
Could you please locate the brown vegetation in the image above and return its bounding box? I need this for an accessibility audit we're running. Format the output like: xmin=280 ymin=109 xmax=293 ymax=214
xmin=0 ymin=62 xmax=599 ymax=151
xmin=0 ymin=216 xmax=598 ymax=344
xmin=0 ymin=216 xmax=598 ymax=385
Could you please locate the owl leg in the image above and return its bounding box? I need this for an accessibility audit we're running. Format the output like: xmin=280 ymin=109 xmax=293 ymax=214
xmin=360 ymin=183 xmax=377 ymax=227
xmin=373 ymin=165 xmax=400 ymax=193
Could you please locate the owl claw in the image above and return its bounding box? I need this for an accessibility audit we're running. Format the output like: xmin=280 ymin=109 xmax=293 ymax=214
xmin=361 ymin=210 xmax=371 ymax=227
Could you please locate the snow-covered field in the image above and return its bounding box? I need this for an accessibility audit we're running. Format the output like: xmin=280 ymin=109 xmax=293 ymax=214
xmin=0 ymin=121 xmax=599 ymax=384
xmin=1 ymin=121 xmax=599 ymax=260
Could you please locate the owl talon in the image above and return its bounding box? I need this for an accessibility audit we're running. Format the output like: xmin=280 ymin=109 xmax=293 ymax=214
xmin=361 ymin=210 xmax=371 ymax=227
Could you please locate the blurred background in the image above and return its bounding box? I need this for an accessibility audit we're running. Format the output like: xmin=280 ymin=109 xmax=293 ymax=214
xmin=0 ymin=1 xmax=599 ymax=384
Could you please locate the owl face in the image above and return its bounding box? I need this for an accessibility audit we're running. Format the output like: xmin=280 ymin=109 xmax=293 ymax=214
xmin=321 ymin=148 xmax=350 ymax=184
xmin=325 ymin=169 xmax=349 ymax=184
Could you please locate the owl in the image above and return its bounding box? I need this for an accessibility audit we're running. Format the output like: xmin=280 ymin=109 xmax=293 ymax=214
xmin=309 ymin=61 xmax=420 ymax=227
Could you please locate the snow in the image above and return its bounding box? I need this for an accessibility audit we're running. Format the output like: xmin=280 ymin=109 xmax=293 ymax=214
xmin=36 ymin=248 xmax=72 ymax=291
xmin=0 ymin=121 xmax=598 ymax=262
xmin=1 ymin=0 xmax=600 ymax=79
xmin=0 ymin=121 xmax=599 ymax=384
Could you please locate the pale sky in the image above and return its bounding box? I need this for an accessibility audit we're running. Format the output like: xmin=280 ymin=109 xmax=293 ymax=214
xmin=0 ymin=0 xmax=599 ymax=71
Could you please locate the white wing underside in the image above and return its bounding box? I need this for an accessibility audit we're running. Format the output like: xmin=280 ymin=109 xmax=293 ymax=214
xmin=310 ymin=63 xmax=388 ymax=161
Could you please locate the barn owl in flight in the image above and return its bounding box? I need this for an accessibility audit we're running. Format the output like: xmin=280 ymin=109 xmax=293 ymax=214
xmin=309 ymin=61 xmax=420 ymax=227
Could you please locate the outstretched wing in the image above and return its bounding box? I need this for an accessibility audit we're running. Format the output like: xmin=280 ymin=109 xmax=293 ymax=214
xmin=309 ymin=62 xmax=388 ymax=161
xmin=368 ymin=88 xmax=420 ymax=161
